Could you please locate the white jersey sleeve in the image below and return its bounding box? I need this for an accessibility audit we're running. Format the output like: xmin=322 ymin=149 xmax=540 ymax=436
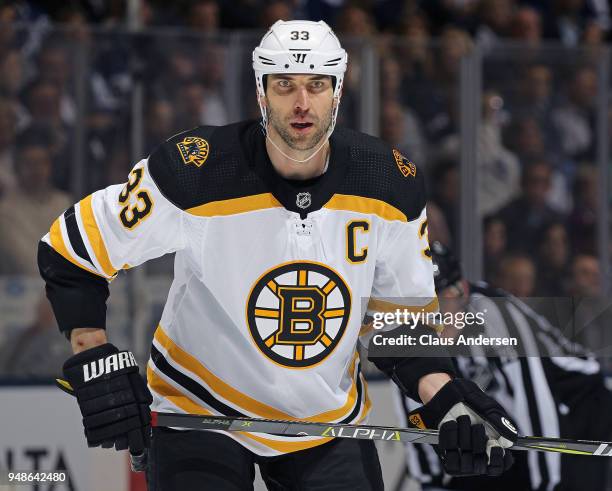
xmin=42 ymin=158 xmax=185 ymax=279
xmin=368 ymin=205 xmax=438 ymax=321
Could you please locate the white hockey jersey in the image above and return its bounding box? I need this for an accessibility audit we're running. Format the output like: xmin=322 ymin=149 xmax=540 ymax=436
xmin=41 ymin=121 xmax=437 ymax=456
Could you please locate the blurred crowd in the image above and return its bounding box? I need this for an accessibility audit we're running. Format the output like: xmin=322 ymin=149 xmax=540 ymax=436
xmin=0 ymin=0 xmax=610 ymax=366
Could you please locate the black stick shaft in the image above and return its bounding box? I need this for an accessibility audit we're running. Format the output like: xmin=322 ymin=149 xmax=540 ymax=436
xmin=152 ymin=412 xmax=612 ymax=457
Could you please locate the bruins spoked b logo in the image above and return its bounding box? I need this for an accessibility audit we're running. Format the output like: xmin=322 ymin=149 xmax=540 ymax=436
xmin=247 ymin=262 xmax=351 ymax=368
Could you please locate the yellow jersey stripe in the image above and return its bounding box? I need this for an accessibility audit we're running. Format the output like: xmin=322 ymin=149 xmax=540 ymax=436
xmin=49 ymin=218 xmax=107 ymax=278
xmin=298 ymin=270 xmax=308 ymax=286
xmin=186 ymin=193 xmax=283 ymax=217
xmin=358 ymin=374 xmax=372 ymax=423
xmin=324 ymin=194 xmax=407 ymax=222
xmin=79 ymin=195 xmax=117 ymax=277
xmin=322 ymin=280 xmax=336 ymax=295
xmin=154 ymin=326 xmax=360 ymax=423
xmin=147 ymin=365 xmax=330 ymax=453
xmin=254 ymin=308 xmax=280 ymax=319
xmin=320 ymin=334 xmax=333 ymax=347
xmin=295 ymin=346 xmax=304 ymax=361
xmin=185 ymin=192 xmax=409 ymax=222
xmin=323 ymin=309 xmax=345 ymax=319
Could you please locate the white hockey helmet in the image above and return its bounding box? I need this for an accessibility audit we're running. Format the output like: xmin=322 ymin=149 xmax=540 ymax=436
xmin=253 ymin=20 xmax=348 ymax=132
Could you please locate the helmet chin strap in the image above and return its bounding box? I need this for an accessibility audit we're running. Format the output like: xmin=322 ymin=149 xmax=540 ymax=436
xmin=265 ymin=131 xmax=330 ymax=164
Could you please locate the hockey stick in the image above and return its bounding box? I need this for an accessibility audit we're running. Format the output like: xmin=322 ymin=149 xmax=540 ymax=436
xmin=152 ymin=411 xmax=612 ymax=457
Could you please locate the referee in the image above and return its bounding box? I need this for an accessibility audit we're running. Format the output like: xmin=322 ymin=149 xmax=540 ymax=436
xmin=393 ymin=242 xmax=612 ymax=491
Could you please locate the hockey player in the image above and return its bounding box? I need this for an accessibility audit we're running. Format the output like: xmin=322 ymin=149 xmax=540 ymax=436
xmin=40 ymin=21 xmax=517 ymax=489
xmin=394 ymin=242 xmax=612 ymax=491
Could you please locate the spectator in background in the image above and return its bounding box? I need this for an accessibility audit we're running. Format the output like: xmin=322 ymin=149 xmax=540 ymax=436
xmin=483 ymin=215 xmax=507 ymax=283
xmin=475 ymin=0 xmax=516 ymax=51
xmin=415 ymin=27 xmax=469 ymax=146
xmin=260 ymin=0 xmax=293 ymax=27
xmin=568 ymin=253 xmax=601 ymax=297
xmin=510 ymin=64 xmax=556 ymax=133
xmin=429 ymin=158 xmax=460 ymax=245
xmin=334 ymin=5 xmax=378 ymax=129
xmin=494 ymin=253 xmax=537 ymax=297
xmin=380 ymin=98 xmax=427 ymax=166
xmin=418 ymin=0 xmax=480 ymax=33
xmin=36 ymin=42 xmax=76 ymax=126
xmin=581 ymin=20 xmax=606 ymax=64
xmin=379 ymin=55 xmax=427 ymax=164
xmin=503 ymin=115 xmax=572 ymax=213
xmin=336 ymin=5 xmax=377 ymax=36
xmin=0 ymin=127 xmax=71 ymax=275
xmin=175 ymin=80 xmax=207 ymax=129
xmin=0 ymin=99 xmax=17 ymax=195
xmin=497 ymin=160 xmax=560 ymax=251
xmin=187 ymin=0 xmax=220 ymax=34
xmin=198 ymin=44 xmax=229 ymax=126
xmin=569 ymin=164 xmax=597 ymax=254
xmin=504 ymin=116 xmax=547 ymax=163
xmin=23 ymin=79 xmax=63 ymax=130
xmin=478 ymin=89 xmax=521 ymax=216
xmin=544 ymin=0 xmax=596 ymax=46
xmin=567 ymin=253 xmax=606 ymax=352
xmin=0 ymin=49 xmax=25 ymax=101
xmin=511 ymin=6 xmax=542 ymax=45
xmin=163 ymin=48 xmax=198 ymax=89
xmin=395 ymin=13 xmax=441 ymax=127
xmin=551 ymin=65 xmax=597 ymax=161
xmin=0 ymin=3 xmax=19 ymax=56
xmin=22 ymin=80 xmax=72 ymax=190
xmin=437 ymin=26 xmax=473 ymax=86
xmin=583 ymin=19 xmax=604 ymax=45
xmin=53 ymin=4 xmax=92 ymax=44
xmin=145 ymin=99 xmax=176 ymax=154
xmin=535 ymin=221 xmax=571 ymax=296
xmin=395 ymin=12 xmax=434 ymax=81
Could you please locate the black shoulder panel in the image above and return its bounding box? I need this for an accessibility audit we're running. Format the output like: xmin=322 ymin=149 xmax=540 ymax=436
xmin=147 ymin=122 xmax=265 ymax=210
xmin=333 ymin=127 xmax=426 ymax=221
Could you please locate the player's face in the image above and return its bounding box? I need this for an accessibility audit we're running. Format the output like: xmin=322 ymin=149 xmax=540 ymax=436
xmin=264 ymin=74 xmax=335 ymax=152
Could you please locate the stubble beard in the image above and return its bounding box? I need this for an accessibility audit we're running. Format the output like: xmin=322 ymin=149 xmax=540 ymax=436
xmin=267 ymin=104 xmax=333 ymax=152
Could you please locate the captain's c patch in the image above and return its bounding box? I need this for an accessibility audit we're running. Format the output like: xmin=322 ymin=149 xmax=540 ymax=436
xmin=392 ymin=149 xmax=416 ymax=178
xmin=177 ymin=137 xmax=210 ymax=168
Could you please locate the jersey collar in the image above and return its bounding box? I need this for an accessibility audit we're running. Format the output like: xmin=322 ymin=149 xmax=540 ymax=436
xmin=242 ymin=121 xmax=350 ymax=219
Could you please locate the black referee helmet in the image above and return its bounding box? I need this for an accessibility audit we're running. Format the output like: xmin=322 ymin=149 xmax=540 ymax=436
xmin=431 ymin=241 xmax=463 ymax=292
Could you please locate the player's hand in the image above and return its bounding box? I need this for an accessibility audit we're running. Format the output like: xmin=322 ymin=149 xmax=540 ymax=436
xmin=56 ymin=343 xmax=152 ymax=453
xmin=407 ymin=378 xmax=517 ymax=476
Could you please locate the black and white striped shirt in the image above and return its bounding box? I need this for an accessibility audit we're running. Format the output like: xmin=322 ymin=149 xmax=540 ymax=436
xmin=394 ymin=282 xmax=606 ymax=491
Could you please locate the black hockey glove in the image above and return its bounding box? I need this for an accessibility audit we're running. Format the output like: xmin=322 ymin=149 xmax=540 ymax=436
xmin=407 ymin=378 xmax=517 ymax=477
xmin=56 ymin=343 xmax=152 ymax=454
